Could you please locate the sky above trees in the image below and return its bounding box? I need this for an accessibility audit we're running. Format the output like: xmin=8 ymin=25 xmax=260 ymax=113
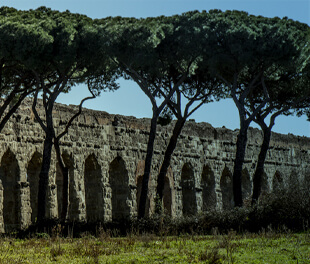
xmin=2 ymin=0 xmax=310 ymax=136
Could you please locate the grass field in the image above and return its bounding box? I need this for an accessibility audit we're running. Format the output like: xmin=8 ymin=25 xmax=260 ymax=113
xmin=0 ymin=230 xmax=309 ymax=263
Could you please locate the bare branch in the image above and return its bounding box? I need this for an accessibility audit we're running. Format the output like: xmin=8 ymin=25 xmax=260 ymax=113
xmin=248 ymin=97 xmax=269 ymax=123
xmin=185 ymin=89 xmax=213 ymax=118
xmin=121 ymin=61 xmax=158 ymax=108
xmin=230 ymin=73 xmax=243 ymax=114
xmin=240 ymin=71 xmax=262 ymax=102
xmin=152 ymin=79 xmax=163 ymax=98
xmin=261 ymin=76 xmax=270 ymax=102
xmin=56 ymin=83 xmax=96 ymax=141
xmin=158 ymin=72 xmax=187 ymax=114
xmin=0 ymin=88 xmax=33 ymax=132
xmin=32 ymin=84 xmax=47 ymax=133
xmin=186 ymin=100 xmax=205 ymax=118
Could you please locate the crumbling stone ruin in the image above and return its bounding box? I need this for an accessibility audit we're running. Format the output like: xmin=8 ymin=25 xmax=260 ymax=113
xmin=0 ymin=99 xmax=309 ymax=232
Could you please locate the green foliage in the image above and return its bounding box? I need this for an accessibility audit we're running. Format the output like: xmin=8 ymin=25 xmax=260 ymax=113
xmin=0 ymin=232 xmax=309 ymax=263
xmin=202 ymin=9 xmax=310 ymax=111
xmin=0 ymin=6 xmax=118 ymax=95
xmin=157 ymin=106 xmax=173 ymax=126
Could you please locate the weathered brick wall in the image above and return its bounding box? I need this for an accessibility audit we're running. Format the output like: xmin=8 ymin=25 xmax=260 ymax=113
xmin=0 ymin=98 xmax=309 ymax=232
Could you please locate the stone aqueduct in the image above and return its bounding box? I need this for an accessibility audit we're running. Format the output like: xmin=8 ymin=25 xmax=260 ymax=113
xmin=0 ymin=99 xmax=309 ymax=232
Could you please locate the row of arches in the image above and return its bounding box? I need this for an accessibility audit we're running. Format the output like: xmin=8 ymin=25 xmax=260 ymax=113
xmin=0 ymin=150 xmax=132 ymax=231
xmin=56 ymin=154 xmax=132 ymax=222
xmin=0 ymin=148 xmax=295 ymax=231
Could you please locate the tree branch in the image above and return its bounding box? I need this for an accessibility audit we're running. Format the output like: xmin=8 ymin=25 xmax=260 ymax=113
xmin=240 ymin=72 xmax=262 ymax=102
xmin=120 ymin=60 xmax=157 ymax=107
xmin=32 ymin=84 xmax=48 ymax=133
xmin=55 ymin=83 xmax=96 ymax=141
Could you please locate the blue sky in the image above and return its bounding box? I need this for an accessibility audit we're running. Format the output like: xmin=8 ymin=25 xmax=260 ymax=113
xmin=2 ymin=0 xmax=310 ymax=136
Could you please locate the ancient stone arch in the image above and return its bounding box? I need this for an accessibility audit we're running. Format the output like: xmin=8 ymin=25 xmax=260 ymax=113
xmin=0 ymin=149 xmax=20 ymax=232
xmin=181 ymin=163 xmax=196 ymax=216
xmin=241 ymin=168 xmax=252 ymax=203
xmin=27 ymin=151 xmax=42 ymax=223
xmin=109 ymin=156 xmax=131 ymax=220
xmin=201 ymin=165 xmax=216 ymax=211
xmin=220 ymin=166 xmax=233 ymax=210
xmin=84 ymin=154 xmax=104 ymax=222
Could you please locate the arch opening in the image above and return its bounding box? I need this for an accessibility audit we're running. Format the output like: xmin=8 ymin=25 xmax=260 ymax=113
xmin=0 ymin=149 xmax=20 ymax=232
xmin=84 ymin=154 xmax=104 ymax=222
xmin=220 ymin=167 xmax=233 ymax=210
xmin=109 ymin=157 xmax=130 ymax=221
xmin=181 ymin=163 xmax=196 ymax=216
xmin=27 ymin=152 xmax=42 ymax=224
xmin=201 ymin=165 xmax=216 ymax=211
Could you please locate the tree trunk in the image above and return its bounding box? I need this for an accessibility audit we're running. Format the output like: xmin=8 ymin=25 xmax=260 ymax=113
xmin=60 ymin=167 xmax=69 ymax=221
xmin=37 ymin=131 xmax=54 ymax=222
xmin=155 ymin=118 xmax=186 ymax=214
xmin=138 ymin=114 xmax=158 ymax=219
xmin=54 ymin=140 xmax=69 ymax=221
xmin=251 ymin=127 xmax=271 ymax=205
xmin=232 ymin=123 xmax=248 ymax=207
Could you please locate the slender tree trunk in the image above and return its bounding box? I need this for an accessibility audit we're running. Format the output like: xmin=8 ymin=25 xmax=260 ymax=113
xmin=155 ymin=118 xmax=186 ymax=214
xmin=54 ymin=140 xmax=69 ymax=221
xmin=138 ymin=114 xmax=158 ymax=219
xmin=232 ymin=123 xmax=249 ymax=207
xmin=37 ymin=130 xmax=54 ymax=222
xmin=60 ymin=167 xmax=69 ymax=221
xmin=36 ymin=100 xmax=56 ymax=223
xmin=251 ymin=127 xmax=271 ymax=205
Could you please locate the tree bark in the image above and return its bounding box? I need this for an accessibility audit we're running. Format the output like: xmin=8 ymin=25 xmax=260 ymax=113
xmin=155 ymin=118 xmax=186 ymax=214
xmin=37 ymin=130 xmax=54 ymax=222
xmin=35 ymin=95 xmax=56 ymax=223
xmin=138 ymin=114 xmax=158 ymax=219
xmin=232 ymin=123 xmax=248 ymax=207
xmin=60 ymin=167 xmax=69 ymax=221
xmin=54 ymin=140 xmax=69 ymax=221
xmin=251 ymin=127 xmax=271 ymax=205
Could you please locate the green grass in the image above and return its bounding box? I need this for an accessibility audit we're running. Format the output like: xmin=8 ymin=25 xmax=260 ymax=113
xmin=0 ymin=231 xmax=309 ymax=263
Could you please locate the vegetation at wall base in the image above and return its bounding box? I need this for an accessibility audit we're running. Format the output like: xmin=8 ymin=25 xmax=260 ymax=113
xmin=9 ymin=180 xmax=309 ymax=239
xmin=0 ymin=183 xmax=307 ymax=263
